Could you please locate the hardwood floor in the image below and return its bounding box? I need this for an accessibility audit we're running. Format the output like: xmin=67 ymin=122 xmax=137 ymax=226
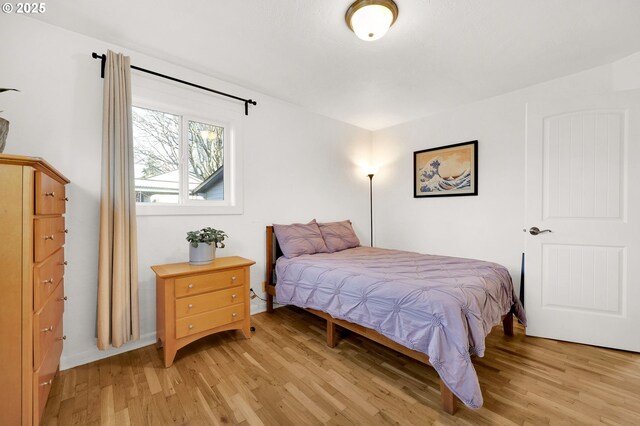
xmin=42 ymin=307 xmax=640 ymax=425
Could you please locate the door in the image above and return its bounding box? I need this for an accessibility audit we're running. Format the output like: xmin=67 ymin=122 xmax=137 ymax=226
xmin=525 ymin=90 xmax=640 ymax=351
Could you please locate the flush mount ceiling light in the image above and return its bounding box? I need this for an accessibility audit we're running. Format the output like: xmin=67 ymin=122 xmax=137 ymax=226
xmin=345 ymin=0 xmax=399 ymax=41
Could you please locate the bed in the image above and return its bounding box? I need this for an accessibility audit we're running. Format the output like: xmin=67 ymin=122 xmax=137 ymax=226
xmin=264 ymin=224 xmax=526 ymax=414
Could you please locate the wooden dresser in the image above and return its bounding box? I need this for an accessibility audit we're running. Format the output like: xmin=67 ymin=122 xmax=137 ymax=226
xmin=152 ymin=256 xmax=255 ymax=367
xmin=0 ymin=154 xmax=69 ymax=425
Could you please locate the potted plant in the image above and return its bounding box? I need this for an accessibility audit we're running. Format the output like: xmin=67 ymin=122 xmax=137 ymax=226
xmin=0 ymin=88 xmax=19 ymax=153
xmin=186 ymin=227 xmax=227 ymax=265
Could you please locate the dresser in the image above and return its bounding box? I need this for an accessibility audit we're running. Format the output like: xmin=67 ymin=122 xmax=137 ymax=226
xmin=152 ymin=256 xmax=255 ymax=367
xmin=0 ymin=154 xmax=69 ymax=425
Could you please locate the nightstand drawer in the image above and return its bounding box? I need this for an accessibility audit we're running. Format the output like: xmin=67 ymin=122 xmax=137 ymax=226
xmin=175 ymin=268 xmax=244 ymax=297
xmin=175 ymin=304 xmax=245 ymax=338
xmin=35 ymin=171 xmax=66 ymax=215
xmin=175 ymin=285 xmax=245 ymax=319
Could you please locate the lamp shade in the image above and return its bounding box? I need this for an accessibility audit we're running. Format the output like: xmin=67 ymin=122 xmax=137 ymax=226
xmin=346 ymin=0 xmax=399 ymax=42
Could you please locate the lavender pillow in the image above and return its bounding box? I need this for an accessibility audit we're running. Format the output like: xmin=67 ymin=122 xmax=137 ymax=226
xmin=273 ymin=220 xmax=329 ymax=259
xmin=318 ymin=220 xmax=360 ymax=253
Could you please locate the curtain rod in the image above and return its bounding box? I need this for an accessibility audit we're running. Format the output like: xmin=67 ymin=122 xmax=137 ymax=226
xmin=91 ymin=52 xmax=257 ymax=116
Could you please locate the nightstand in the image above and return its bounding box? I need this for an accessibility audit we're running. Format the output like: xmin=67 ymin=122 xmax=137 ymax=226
xmin=151 ymin=256 xmax=256 ymax=367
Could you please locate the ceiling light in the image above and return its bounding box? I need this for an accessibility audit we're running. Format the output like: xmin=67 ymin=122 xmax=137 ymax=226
xmin=345 ymin=0 xmax=398 ymax=41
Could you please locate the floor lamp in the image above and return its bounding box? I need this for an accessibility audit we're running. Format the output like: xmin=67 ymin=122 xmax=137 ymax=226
xmin=368 ymin=173 xmax=374 ymax=247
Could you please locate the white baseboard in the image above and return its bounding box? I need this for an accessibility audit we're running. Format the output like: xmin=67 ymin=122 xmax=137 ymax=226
xmin=60 ymin=332 xmax=157 ymax=371
xmin=60 ymin=304 xmax=276 ymax=371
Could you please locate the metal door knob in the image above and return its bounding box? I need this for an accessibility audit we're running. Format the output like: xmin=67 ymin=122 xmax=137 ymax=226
xmin=529 ymin=226 xmax=552 ymax=235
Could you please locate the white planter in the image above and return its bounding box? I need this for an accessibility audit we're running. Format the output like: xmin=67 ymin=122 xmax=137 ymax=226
xmin=189 ymin=243 xmax=216 ymax=265
xmin=0 ymin=117 xmax=9 ymax=153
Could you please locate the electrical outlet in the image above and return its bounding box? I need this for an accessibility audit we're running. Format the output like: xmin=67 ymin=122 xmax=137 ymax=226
xmin=249 ymin=288 xmax=257 ymax=300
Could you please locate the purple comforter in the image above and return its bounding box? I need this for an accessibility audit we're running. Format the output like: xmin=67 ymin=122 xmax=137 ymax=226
xmin=275 ymin=247 xmax=526 ymax=409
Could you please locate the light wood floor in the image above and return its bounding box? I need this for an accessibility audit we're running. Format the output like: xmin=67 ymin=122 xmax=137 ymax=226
xmin=42 ymin=307 xmax=640 ymax=425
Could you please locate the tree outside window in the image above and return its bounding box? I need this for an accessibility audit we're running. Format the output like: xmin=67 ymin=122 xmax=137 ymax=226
xmin=132 ymin=106 xmax=225 ymax=203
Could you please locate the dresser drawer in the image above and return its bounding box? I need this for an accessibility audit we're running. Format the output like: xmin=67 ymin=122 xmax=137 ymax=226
xmin=175 ymin=285 xmax=245 ymax=319
xmin=34 ymin=216 xmax=66 ymax=262
xmin=175 ymin=268 xmax=244 ymax=298
xmin=34 ymin=248 xmax=65 ymax=311
xmin=33 ymin=333 xmax=63 ymax=423
xmin=175 ymin=303 xmax=245 ymax=339
xmin=35 ymin=171 xmax=66 ymax=215
xmin=34 ymin=281 xmax=65 ymax=370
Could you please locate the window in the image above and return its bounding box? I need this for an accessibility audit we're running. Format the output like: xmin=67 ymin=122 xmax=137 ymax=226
xmin=131 ymin=74 xmax=243 ymax=216
xmin=133 ymin=106 xmax=226 ymax=204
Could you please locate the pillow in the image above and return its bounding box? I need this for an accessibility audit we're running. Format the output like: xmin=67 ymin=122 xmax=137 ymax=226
xmin=273 ymin=220 xmax=329 ymax=259
xmin=317 ymin=220 xmax=360 ymax=253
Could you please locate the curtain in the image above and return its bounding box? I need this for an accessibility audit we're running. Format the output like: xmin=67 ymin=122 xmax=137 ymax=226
xmin=97 ymin=50 xmax=140 ymax=349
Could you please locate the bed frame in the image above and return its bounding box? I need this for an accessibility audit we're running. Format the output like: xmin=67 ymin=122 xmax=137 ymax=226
xmin=264 ymin=225 xmax=514 ymax=415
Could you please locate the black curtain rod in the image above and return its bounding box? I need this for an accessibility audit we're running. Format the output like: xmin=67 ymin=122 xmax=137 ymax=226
xmin=91 ymin=52 xmax=257 ymax=116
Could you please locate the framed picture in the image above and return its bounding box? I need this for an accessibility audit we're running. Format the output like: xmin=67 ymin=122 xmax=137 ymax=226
xmin=413 ymin=140 xmax=478 ymax=198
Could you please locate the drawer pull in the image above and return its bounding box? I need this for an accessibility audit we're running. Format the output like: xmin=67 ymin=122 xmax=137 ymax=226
xmin=57 ymin=336 xmax=67 ymax=341
xmin=45 ymin=191 xmax=55 ymax=197
xmin=188 ymin=284 xmax=194 ymax=289
xmin=62 ymin=261 xmax=68 ymax=266
xmin=57 ymin=296 xmax=67 ymax=302
xmin=65 ymin=229 xmax=69 ymax=234
xmin=188 ymin=324 xmax=194 ymax=330
xmin=40 ymin=379 xmax=53 ymax=387
xmin=188 ymin=304 xmax=193 ymax=309
xmin=231 ymin=276 xmax=237 ymax=282
xmin=41 ymin=325 xmax=54 ymax=333
xmin=232 ymin=313 xmax=237 ymax=318
xmin=43 ymin=278 xmax=54 ymax=284
xmin=65 ymin=197 xmax=69 ymax=201
xmin=44 ymin=235 xmax=55 ymax=240
xmin=231 ymin=294 xmax=237 ymax=299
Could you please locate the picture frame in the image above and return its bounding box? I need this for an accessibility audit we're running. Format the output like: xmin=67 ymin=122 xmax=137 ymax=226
xmin=413 ymin=140 xmax=478 ymax=198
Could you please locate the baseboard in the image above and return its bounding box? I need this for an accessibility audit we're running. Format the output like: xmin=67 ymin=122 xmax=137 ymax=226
xmin=60 ymin=332 xmax=157 ymax=371
xmin=60 ymin=305 xmax=275 ymax=371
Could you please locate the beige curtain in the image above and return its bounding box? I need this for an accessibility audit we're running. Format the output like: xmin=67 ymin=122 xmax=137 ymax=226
xmin=97 ymin=50 xmax=140 ymax=350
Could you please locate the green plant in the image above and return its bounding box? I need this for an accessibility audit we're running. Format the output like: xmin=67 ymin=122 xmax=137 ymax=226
xmin=186 ymin=227 xmax=227 ymax=248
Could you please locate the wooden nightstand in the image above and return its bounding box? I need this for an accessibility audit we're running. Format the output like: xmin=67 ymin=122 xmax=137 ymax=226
xmin=151 ymin=256 xmax=256 ymax=367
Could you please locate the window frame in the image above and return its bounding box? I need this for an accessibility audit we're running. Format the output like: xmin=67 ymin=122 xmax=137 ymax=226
xmin=132 ymin=74 xmax=244 ymax=216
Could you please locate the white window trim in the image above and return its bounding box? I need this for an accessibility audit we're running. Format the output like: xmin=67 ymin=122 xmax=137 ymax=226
xmin=132 ymin=73 xmax=244 ymax=216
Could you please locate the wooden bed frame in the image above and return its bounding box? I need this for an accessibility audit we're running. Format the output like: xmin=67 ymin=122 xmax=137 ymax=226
xmin=264 ymin=225 xmax=514 ymax=415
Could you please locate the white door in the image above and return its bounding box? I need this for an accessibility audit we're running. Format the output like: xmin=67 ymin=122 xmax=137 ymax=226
xmin=525 ymin=91 xmax=640 ymax=351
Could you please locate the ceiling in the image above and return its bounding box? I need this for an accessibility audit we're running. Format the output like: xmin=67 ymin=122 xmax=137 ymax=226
xmin=30 ymin=0 xmax=640 ymax=130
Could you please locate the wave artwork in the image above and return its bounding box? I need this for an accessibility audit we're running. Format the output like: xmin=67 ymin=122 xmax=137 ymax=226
xmin=418 ymin=158 xmax=471 ymax=192
xmin=413 ymin=141 xmax=478 ymax=198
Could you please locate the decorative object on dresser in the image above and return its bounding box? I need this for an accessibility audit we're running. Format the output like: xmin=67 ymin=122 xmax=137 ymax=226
xmin=152 ymin=256 xmax=255 ymax=367
xmin=0 ymin=88 xmax=19 ymax=153
xmin=0 ymin=154 xmax=69 ymax=425
xmin=186 ymin=227 xmax=228 ymax=265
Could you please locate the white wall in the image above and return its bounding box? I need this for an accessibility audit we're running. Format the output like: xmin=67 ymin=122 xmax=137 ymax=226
xmin=0 ymin=15 xmax=372 ymax=369
xmin=371 ymin=55 xmax=640 ymax=294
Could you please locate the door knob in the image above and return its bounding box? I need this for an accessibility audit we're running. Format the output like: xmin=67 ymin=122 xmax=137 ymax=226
xmin=528 ymin=226 xmax=552 ymax=235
